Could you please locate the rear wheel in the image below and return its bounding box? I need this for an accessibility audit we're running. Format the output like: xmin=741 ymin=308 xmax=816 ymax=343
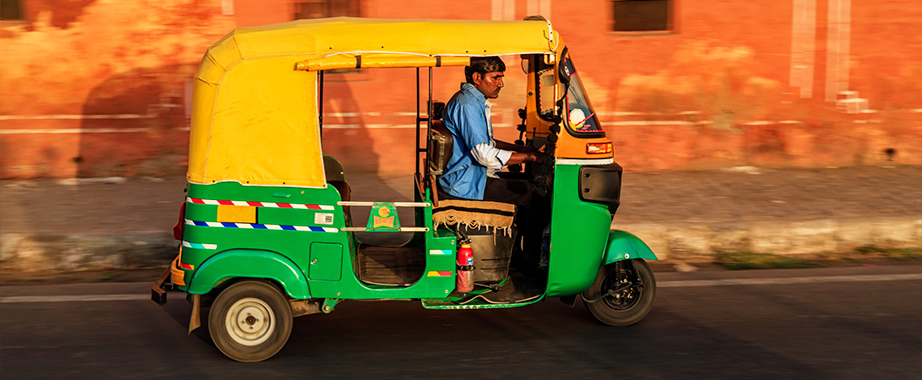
xmin=208 ymin=280 xmax=293 ymax=362
xmin=583 ymin=259 xmax=655 ymax=326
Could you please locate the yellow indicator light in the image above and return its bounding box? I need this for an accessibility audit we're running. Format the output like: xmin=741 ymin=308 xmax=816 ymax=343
xmin=170 ymin=250 xmax=187 ymax=286
xmin=586 ymin=142 xmax=613 ymax=155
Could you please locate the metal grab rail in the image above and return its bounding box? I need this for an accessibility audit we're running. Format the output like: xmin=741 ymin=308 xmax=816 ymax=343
xmin=340 ymin=226 xmax=429 ymax=232
xmin=337 ymin=201 xmax=431 ymax=207
xmin=336 ymin=201 xmax=431 ymax=232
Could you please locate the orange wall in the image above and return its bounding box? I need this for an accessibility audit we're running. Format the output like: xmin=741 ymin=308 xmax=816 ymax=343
xmin=1 ymin=0 xmax=920 ymax=179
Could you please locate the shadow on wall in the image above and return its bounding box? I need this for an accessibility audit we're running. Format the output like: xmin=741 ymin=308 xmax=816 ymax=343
xmin=322 ymin=75 xmax=422 ymax=243
xmin=78 ymin=64 xmax=192 ymax=178
xmin=22 ymin=0 xmax=97 ymax=31
xmin=322 ymin=77 xmax=380 ymax=176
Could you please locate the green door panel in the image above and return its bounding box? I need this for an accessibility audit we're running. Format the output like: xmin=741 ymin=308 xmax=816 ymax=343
xmin=309 ymin=243 xmax=343 ymax=281
xmin=187 ymin=249 xmax=310 ymax=299
xmin=546 ymin=163 xmax=613 ymax=297
xmin=604 ymin=230 xmax=659 ymax=265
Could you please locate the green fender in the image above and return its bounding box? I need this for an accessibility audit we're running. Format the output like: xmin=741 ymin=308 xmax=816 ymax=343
xmin=603 ymin=230 xmax=659 ymax=265
xmin=187 ymin=249 xmax=310 ymax=299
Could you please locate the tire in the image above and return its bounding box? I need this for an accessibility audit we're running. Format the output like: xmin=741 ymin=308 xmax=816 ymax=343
xmin=208 ymin=280 xmax=293 ymax=362
xmin=583 ymin=259 xmax=656 ymax=326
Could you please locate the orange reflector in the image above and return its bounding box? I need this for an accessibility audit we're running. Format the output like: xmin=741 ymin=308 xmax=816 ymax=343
xmin=586 ymin=142 xmax=613 ymax=155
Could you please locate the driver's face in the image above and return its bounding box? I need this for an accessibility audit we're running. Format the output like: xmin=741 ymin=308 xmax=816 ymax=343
xmin=473 ymin=71 xmax=504 ymax=99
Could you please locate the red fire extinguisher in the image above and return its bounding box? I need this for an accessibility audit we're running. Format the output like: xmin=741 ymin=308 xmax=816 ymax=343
xmin=456 ymin=241 xmax=474 ymax=293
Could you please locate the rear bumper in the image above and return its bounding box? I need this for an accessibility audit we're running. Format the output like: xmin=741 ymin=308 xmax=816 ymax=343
xmin=150 ymin=267 xmax=172 ymax=305
xmin=151 ymin=252 xmax=187 ymax=305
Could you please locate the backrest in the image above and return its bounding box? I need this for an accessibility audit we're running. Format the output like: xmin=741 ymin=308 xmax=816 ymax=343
xmin=323 ymin=155 xmax=346 ymax=183
xmin=323 ymin=155 xmax=352 ymax=225
xmin=428 ymin=120 xmax=453 ymax=175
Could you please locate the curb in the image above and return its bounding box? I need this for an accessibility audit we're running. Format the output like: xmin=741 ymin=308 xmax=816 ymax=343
xmin=0 ymin=232 xmax=176 ymax=273
xmin=617 ymin=216 xmax=922 ymax=260
xmin=1 ymin=217 xmax=920 ymax=273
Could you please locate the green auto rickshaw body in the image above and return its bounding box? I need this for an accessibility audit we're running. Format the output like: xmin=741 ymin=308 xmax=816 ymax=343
xmin=162 ymin=17 xmax=656 ymax=314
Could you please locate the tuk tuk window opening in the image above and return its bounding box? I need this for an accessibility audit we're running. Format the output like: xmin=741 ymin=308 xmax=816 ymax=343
xmin=416 ymin=66 xmax=438 ymax=179
xmin=533 ymin=55 xmax=558 ymax=124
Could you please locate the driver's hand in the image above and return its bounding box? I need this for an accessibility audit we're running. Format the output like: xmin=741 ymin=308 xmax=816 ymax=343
xmin=520 ymin=145 xmax=539 ymax=153
xmin=532 ymin=151 xmax=546 ymax=163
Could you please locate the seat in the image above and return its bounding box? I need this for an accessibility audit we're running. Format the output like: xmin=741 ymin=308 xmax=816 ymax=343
xmin=422 ymin=120 xmax=454 ymax=206
xmin=427 ymin=120 xmax=453 ymax=176
xmin=323 ymin=156 xmax=352 ymax=226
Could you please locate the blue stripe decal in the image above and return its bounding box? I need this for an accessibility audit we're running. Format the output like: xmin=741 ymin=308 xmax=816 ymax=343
xmin=282 ymin=225 xmax=296 ymax=231
xmin=253 ymin=224 xmax=267 ymax=229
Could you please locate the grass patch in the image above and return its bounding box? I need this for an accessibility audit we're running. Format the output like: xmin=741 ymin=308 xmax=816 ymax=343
xmin=854 ymin=245 xmax=922 ymax=260
xmin=715 ymin=252 xmax=818 ymax=270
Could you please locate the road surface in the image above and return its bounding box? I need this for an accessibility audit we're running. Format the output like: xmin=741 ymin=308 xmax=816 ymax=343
xmin=2 ymin=265 xmax=920 ymax=379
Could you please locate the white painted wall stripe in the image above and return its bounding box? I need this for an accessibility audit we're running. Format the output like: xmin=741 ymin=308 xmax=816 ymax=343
xmin=825 ymin=0 xmax=851 ymax=102
xmin=0 ymin=128 xmax=154 ymax=135
xmin=2 ymin=119 xmax=897 ymax=134
xmin=492 ymin=0 xmax=515 ymax=20
xmin=0 ymin=114 xmax=154 ymax=120
xmin=527 ymin=0 xmax=552 ymax=19
xmin=790 ymin=0 xmax=817 ymax=98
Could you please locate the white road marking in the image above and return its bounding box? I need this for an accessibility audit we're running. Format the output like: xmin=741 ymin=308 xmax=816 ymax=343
xmin=657 ymin=273 xmax=922 ymax=288
xmin=0 ymin=294 xmax=149 ymax=303
xmin=3 ymin=274 xmax=920 ymax=303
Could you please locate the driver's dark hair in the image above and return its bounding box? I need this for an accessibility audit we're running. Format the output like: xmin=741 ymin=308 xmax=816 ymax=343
xmin=465 ymin=56 xmax=505 ymax=84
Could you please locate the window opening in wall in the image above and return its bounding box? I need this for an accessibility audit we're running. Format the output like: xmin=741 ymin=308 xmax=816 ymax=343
xmin=294 ymin=0 xmax=361 ymax=19
xmin=0 ymin=0 xmax=24 ymax=21
xmin=295 ymin=0 xmax=363 ymax=75
xmin=612 ymin=0 xmax=672 ymax=32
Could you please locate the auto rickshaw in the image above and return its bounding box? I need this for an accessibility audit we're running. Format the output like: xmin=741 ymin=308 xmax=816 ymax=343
xmin=152 ymin=17 xmax=658 ymax=362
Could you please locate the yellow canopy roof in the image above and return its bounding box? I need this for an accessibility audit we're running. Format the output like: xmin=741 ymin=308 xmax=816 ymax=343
xmin=188 ymin=17 xmax=559 ymax=187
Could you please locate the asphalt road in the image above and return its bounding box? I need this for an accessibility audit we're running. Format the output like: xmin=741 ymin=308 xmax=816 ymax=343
xmin=2 ymin=265 xmax=920 ymax=379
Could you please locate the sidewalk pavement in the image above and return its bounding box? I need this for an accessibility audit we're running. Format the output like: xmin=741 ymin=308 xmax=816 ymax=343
xmin=1 ymin=165 xmax=920 ymax=274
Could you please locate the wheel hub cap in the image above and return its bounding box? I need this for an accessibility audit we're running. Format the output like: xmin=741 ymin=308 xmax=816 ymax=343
xmin=226 ymin=297 xmax=275 ymax=346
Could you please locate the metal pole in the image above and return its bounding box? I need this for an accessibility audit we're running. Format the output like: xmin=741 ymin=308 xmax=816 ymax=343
xmin=319 ymin=71 xmax=324 ymax=139
xmin=415 ymin=68 xmax=420 ymax=175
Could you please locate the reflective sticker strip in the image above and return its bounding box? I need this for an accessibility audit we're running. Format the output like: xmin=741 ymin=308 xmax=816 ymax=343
xmin=187 ymin=197 xmax=334 ymax=210
xmin=429 ymin=250 xmax=452 ymax=255
xmin=427 ymin=271 xmax=453 ymax=277
xmin=182 ymin=241 xmax=217 ymax=250
xmin=185 ymin=219 xmax=338 ymax=233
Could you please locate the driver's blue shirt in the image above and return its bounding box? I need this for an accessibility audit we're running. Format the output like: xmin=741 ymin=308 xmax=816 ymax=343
xmin=438 ymin=83 xmax=495 ymax=200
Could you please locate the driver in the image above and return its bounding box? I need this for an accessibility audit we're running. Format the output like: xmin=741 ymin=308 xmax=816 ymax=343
xmin=437 ymin=56 xmax=543 ymax=206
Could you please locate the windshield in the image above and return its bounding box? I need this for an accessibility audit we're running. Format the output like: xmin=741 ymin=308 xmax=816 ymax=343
xmin=560 ymin=50 xmax=605 ymax=137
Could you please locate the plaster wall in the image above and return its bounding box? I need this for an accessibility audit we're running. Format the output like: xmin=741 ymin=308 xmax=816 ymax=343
xmin=1 ymin=0 xmax=919 ymax=179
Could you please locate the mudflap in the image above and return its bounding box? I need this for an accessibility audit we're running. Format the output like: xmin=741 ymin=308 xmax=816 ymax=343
xmin=188 ymin=294 xmax=201 ymax=334
xmin=150 ymin=267 xmax=172 ymax=305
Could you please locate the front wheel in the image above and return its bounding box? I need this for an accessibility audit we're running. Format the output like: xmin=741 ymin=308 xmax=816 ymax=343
xmin=208 ymin=280 xmax=293 ymax=362
xmin=582 ymin=259 xmax=656 ymax=326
